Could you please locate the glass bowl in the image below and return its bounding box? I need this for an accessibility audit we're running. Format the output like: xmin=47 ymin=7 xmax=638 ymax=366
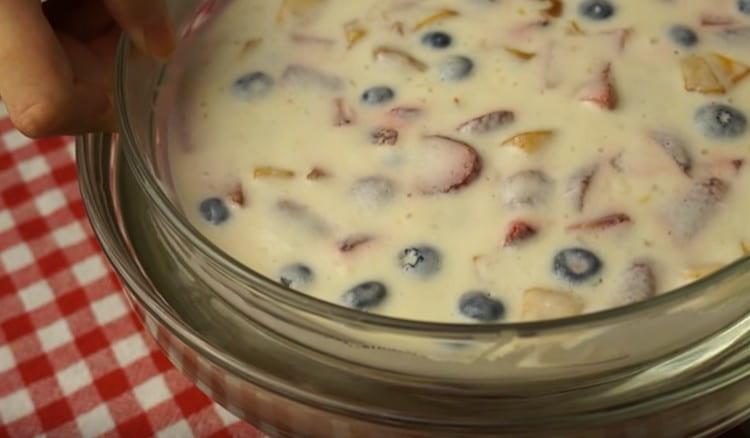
xmin=77 ymin=0 xmax=750 ymax=435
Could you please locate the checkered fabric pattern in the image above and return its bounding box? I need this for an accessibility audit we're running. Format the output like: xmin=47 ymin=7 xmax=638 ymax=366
xmin=0 ymin=105 xmax=262 ymax=437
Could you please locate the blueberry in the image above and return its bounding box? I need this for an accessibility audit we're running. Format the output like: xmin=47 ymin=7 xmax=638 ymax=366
xmin=578 ymin=0 xmax=616 ymax=20
xmin=421 ymin=31 xmax=453 ymax=49
xmin=739 ymin=0 xmax=750 ymax=14
xmin=361 ymin=86 xmax=396 ymax=105
xmin=553 ymin=248 xmax=603 ymax=283
xmin=342 ymin=281 xmax=388 ymax=310
xmin=351 ymin=176 xmax=396 ymax=209
xmin=279 ymin=264 xmax=314 ymax=290
xmin=231 ymin=72 xmax=274 ymax=100
xmin=668 ymin=25 xmax=699 ymax=47
xmin=458 ymin=291 xmax=506 ymax=322
xmin=695 ymin=103 xmax=747 ymax=139
xmin=439 ymin=56 xmax=474 ymax=81
xmin=199 ymin=197 xmax=230 ymax=225
xmin=398 ymin=246 xmax=441 ymax=278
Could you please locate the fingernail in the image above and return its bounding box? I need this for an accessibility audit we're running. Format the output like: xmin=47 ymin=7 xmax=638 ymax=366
xmin=143 ymin=15 xmax=176 ymax=59
xmin=128 ymin=15 xmax=175 ymax=60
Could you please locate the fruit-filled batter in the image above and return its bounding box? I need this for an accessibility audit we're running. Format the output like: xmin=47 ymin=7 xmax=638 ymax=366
xmin=164 ymin=0 xmax=750 ymax=323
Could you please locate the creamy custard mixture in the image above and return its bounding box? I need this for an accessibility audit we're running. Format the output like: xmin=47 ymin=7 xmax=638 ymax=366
xmin=166 ymin=0 xmax=750 ymax=323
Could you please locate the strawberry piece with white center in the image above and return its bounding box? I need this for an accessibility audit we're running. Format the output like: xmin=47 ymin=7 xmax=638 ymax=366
xmin=503 ymin=220 xmax=537 ymax=247
xmin=567 ymin=213 xmax=632 ymax=231
xmin=611 ymin=262 xmax=656 ymax=306
xmin=665 ymin=177 xmax=729 ymax=241
xmin=566 ymin=164 xmax=598 ymax=211
xmin=414 ymin=135 xmax=482 ymax=195
xmin=647 ymin=130 xmax=692 ymax=176
xmin=577 ymin=63 xmax=618 ymax=110
xmin=456 ymin=110 xmax=515 ymax=135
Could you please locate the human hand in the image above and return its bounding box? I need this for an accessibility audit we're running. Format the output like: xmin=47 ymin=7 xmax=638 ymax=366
xmin=0 ymin=0 xmax=174 ymax=138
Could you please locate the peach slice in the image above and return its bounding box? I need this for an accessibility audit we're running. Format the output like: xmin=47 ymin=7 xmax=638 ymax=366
xmin=680 ymin=55 xmax=725 ymax=94
xmin=413 ymin=9 xmax=459 ymax=31
xmin=254 ymin=167 xmax=296 ymax=179
xmin=707 ymin=53 xmax=750 ymax=85
xmin=276 ymin=0 xmax=325 ymax=24
xmin=344 ymin=21 xmax=367 ymax=48
xmin=501 ymin=130 xmax=554 ymax=153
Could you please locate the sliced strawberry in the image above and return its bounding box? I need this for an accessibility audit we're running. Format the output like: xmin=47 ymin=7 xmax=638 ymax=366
xmin=333 ymin=98 xmax=356 ymax=126
xmin=665 ymin=177 xmax=729 ymax=241
xmin=647 ymin=130 xmax=692 ymax=176
xmin=456 ymin=110 xmax=515 ymax=135
xmin=306 ymin=167 xmax=329 ymax=180
xmin=599 ymin=28 xmax=632 ymax=52
xmin=708 ymin=158 xmax=745 ymax=179
xmin=566 ymin=164 xmax=598 ymax=211
xmin=416 ymin=135 xmax=482 ymax=195
xmin=370 ymin=127 xmax=399 ymax=145
xmin=290 ymin=33 xmax=335 ymax=47
xmin=577 ymin=63 xmax=617 ymax=110
xmin=612 ymin=262 xmax=656 ymax=306
xmin=609 ymin=153 xmax=624 ymax=173
xmin=567 ymin=213 xmax=631 ymax=231
xmin=700 ymin=14 xmax=736 ymax=27
xmin=228 ymin=184 xmax=246 ymax=207
xmin=337 ymin=234 xmax=374 ymax=253
xmin=389 ymin=106 xmax=423 ymax=121
xmin=503 ymin=220 xmax=537 ymax=247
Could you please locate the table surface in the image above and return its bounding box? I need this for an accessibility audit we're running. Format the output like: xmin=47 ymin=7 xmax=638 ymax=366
xmin=0 ymin=105 xmax=746 ymax=437
xmin=0 ymin=106 xmax=263 ymax=437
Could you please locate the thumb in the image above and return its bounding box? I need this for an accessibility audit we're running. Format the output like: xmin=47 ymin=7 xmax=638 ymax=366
xmin=103 ymin=0 xmax=175 ymax=58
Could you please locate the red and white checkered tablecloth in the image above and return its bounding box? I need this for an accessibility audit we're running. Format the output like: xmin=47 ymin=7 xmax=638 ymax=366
xmin=0 ymin=105 xmax=263 ymax=437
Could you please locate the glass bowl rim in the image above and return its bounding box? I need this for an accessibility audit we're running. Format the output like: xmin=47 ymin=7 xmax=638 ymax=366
xmin=114 ymin=33 xmax=750 ymax=337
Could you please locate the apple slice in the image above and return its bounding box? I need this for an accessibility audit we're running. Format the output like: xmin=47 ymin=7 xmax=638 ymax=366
xmin=522 ymin=288 xmax=584 ymax=321
xmin=415 ymin=135 xmax=482 ymax=195
xmin=373 ymin=46 xmax=428 ymax=72
xmin=282 ymin=64 xmax=343 ymax=91
xmin=333 ymin=98 xmax=356 ymax=126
